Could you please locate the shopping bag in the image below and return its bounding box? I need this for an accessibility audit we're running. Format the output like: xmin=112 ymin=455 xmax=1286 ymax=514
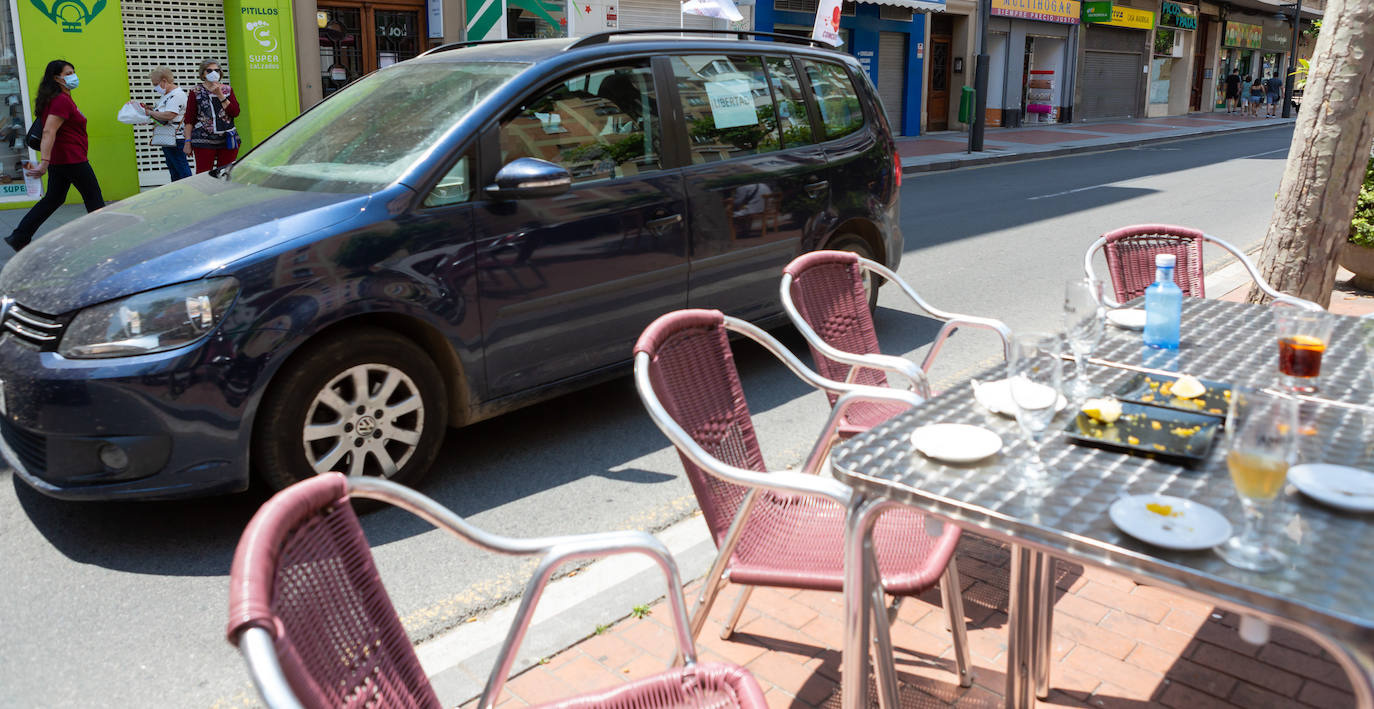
xmin=117 ymin=101 xmax=151 ymax=125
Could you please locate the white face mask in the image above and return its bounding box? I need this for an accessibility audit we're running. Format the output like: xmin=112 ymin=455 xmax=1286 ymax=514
xmin=204 ymin=70 xmax=220 ymax=82
xmin=152 ymin=84 xmax=166 ymax=96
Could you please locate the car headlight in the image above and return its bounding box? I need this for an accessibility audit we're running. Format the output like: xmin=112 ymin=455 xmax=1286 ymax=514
xmin=60 ymin=278 xmax=240 ymax=358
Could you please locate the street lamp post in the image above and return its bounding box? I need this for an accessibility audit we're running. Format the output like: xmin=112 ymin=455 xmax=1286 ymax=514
xmin=968 ymin=0 xmax=990 ymax=152
xmin=1281 ymin=0 xmax=1301 ymax=118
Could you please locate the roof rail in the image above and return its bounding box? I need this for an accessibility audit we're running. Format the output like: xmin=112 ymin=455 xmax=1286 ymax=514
xmin=419 ymin=38 xmax=528 ymax=57
xmin=565 ymin=27 xmax=831 ymax=51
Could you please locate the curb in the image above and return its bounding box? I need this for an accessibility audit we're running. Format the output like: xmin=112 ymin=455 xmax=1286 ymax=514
xmin=901 ymin=119 xmax=1294 ymax=175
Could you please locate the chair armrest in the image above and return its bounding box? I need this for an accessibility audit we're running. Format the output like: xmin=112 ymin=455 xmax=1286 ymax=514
xmin=918 ymin=315 xmax=1014 ymax=374
xmin=1204 ymin=234 xmax=1325 ymax=311
xmin=238 ymin=626 xmax=306 ymax=709
xmin=798 ymin=387 xmax=922 ymax=475
xmin=837 ymin=350 xmax=931 ymax=397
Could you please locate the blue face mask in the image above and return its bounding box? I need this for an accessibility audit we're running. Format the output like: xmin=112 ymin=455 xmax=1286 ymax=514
xmin=62 ymin=74 xmax=79 ymax=90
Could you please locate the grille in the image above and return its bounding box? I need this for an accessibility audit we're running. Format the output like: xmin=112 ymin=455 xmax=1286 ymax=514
xmin=0 ymin=418 xmax=46 ymax=475
xmin=1 ymin=303 xmax=64 ymax=350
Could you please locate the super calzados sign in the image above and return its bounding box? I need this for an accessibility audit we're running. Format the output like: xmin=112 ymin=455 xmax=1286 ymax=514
xmin=991 ymin=0 xmax=1080 ymax=25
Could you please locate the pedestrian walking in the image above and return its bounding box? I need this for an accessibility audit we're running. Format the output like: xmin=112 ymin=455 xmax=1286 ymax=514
xmin=1264 ymin=73 xmax=1283 ymax=117
xmin=142 ymin=66 xmax=190 ymax=181
xmin=4 ymin=59 xmax=104 ymax=252
xmin=184 ymin=58 xmax=240 ymax=174
xmin=1224 ymin=69 xmax=1241 ymax=114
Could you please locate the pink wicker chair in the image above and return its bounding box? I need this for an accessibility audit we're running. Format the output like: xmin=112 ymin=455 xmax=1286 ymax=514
xmin=633 ymin=309 xmax=973 ymax=703
xmin=1084 ymin=224 xmax=1322 ymax=309
xmin=780 ymin=251 xmax=1013 ymax=436
xmin=226 ymin=473 xmax=767 ymax=709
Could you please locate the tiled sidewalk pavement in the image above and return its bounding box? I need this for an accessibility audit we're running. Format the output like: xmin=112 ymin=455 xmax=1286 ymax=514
xmin=462 ymin=534 xmax=1357 ymax=708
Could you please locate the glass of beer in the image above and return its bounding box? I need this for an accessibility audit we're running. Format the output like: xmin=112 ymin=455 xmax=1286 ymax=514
xmin=1274 ymin=308 xmax=1334 ymax=393
xmin=1216 ymin=388 xmax=1298 ymax=572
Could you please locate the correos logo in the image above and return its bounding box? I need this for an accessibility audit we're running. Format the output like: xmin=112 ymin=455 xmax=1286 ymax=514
xmin=246 ymin=19 xmax=278 ymax=53
xmin=30 ymin=0 xmax=106 ymax=33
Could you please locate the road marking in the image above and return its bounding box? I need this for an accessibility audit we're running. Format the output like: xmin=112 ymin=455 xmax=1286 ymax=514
xmin=1027 ymin=185 xmax=1105 ymax=201
xmin=1236 ymin=147 xmax=1288 ymax=160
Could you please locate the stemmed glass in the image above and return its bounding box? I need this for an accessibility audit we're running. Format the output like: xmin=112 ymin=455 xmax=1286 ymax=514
xmin=1064 ymin=278 xmax=1105 ymax=400
xmin=1215 ymin=388 xmax=1299 ymax=572
xmin=1008 ymin=333 xmax=1064 ymax=483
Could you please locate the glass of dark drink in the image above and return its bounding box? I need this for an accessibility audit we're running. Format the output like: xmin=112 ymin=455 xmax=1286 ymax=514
xmin=1274 ymin=308 xmax=1334 ymax=393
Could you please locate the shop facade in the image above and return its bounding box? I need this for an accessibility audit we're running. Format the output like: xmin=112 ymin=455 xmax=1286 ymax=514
xmin=1144 ymin=0 xmax=1196 ymax=116
xmin=984 ymin=0 xmax=1079 ymax=128
xmin=1076 ymin=1 xmax=1152 ymax=121
xmin=1212 ymin=10 xmax=1288 ymax=110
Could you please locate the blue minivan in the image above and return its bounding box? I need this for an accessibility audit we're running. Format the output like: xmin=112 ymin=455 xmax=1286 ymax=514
xmin=0 ymin=31 xmax=901 ymax=499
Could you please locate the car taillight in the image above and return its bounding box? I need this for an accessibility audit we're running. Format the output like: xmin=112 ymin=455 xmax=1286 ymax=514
xmin=894 ymin=153 xmax=902 ymax=188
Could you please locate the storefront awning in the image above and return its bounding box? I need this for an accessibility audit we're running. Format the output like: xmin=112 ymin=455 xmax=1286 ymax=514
xmin=856 ymin=0 xmax=947 ymax=12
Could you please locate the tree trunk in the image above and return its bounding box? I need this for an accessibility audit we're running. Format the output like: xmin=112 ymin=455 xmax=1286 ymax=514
xmin=1249 ymin=0 xmax=1374 ymax=307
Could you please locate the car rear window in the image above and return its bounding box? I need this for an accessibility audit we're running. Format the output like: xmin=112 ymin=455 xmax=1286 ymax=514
xmin=671 ymin=55 xmax=781 ymax=163
xmin=801 ymin=59 xmax=864 ymax=140
xmin=231 ymin=61 xmax=526 ymax=193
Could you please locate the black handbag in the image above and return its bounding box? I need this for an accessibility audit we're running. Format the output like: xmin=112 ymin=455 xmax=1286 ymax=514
xmin=24 ymin=117 xmax=41 ymax=151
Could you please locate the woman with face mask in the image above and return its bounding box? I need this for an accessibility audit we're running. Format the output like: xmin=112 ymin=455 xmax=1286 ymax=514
xmin=142 ymin=66 xmax=190 ymax=181
xmin=4 ymin=59 xmax=105 ymax=252
xmin=183 ymin=58 xmax=241 ymax=174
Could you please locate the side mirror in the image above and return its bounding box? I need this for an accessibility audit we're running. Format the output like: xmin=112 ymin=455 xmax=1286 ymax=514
xmin=485 ymin=158 xmax=572 ymax=200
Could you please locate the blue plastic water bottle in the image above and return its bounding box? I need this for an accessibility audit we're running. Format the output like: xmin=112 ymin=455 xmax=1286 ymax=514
xmin=1144 ymin=254 xmax=1182 ymax=349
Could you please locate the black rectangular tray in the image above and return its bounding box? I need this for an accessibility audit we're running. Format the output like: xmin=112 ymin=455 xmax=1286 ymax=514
xmin=1063 ymin=401 xmax=1223 ymax=463
xmin=1112 ymin=372 xmax=1231 ymax=420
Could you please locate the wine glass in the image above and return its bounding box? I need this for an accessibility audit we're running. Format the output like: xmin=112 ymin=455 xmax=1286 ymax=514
xmin=1008 ymin=333 xmax=1063 ymax=483
xmin=1215 ymin=388 xmax=1298 ymax=572
xmin=1064 ymin=278 xmax=1105 ymax=400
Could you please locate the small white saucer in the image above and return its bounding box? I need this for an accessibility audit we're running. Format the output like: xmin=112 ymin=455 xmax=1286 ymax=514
xmin=911 ymin=424 xmax=1002 ymax=464
xmin=1107 ymin=308 xmax=1147 ymax=330
xmin=1289 ymin=463 xmax=1374 ymax=513
xmin=972 ymin=378 xmax=1068 ymax=417
xmin=1109 ymin=495 xmax=1233 ymax=550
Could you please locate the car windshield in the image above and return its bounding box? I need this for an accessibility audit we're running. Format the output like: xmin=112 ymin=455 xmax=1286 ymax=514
xmin=230 ymin=61 xmax=527 ymax=193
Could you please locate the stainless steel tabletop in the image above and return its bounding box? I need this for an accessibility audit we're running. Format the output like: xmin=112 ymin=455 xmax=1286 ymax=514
xmin=830 ymin=298 xmax=1374 ymax=704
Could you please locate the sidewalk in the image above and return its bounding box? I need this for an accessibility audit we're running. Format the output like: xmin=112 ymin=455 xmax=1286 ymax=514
xmin=897 ymin=111 xmax=1295 ymax=174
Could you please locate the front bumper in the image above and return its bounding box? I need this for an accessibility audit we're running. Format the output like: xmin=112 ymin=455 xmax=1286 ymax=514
xmin=0 ymin=334 xmax=253 ymax=500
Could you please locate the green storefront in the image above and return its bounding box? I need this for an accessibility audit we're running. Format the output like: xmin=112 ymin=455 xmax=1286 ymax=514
xmin=0 ymin=0 xmax=300 ymax=209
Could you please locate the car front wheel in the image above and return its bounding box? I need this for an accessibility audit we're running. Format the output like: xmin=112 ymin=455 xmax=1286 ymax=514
xmin=253 ymin=328 xmax=448 ymax=491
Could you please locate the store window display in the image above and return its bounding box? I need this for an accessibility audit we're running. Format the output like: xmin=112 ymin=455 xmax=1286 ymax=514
xmin=0 ymin=4 xmax=35 ymax=199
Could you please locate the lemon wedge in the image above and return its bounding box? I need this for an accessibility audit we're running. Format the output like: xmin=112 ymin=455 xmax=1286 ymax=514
xmin=1082 ymin=397 xmax=1123 ymax=424
xmin=1171 ymin=375 xmax=1206 ymax=399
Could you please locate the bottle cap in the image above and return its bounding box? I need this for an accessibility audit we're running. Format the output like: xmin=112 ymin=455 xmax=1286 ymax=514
xmin=1155 ymin=254 xmax=1176 ymax=268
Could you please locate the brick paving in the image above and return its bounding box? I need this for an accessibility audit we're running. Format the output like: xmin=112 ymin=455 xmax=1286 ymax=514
xmin=461 ymin=534 xmax=1358 ymax=708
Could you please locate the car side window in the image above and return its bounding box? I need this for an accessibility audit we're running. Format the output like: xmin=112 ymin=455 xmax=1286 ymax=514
xmin=423 ymin=155 xmax=471 ymax=208
xmin=764 ymin=56 xmax=815 ymax=148
xmin=801 ymin=59 xmax=864 ymax=140
xmin=498 ymin=62 xmax=661 ymax=183
xmin=671 ymin=55 xmax=781 ymax=163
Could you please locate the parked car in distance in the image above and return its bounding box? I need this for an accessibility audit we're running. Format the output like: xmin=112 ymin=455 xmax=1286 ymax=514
xmin=0 ymin=30 xmax=902 ymax=500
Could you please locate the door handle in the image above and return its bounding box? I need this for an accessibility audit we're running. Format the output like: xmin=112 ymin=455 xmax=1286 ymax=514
xmin=805 ymin=180 xmax=829 ymax=197
xmin=646 ymin=214 xmax=683 ymax=231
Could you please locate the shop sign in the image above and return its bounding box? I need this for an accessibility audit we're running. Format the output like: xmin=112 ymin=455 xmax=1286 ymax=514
xmin=1157 ymin=1 xmax=1197 ymax=30
xmin=1223 ymin=21 xmax=1261 ymax=48
xmin=1261 ymin=18 xmax=1290 ymax=51
xmin=225 ymin=0 xmax=300 ymax=150
xmin=28 ymin=0 xmax=108 ymax=33
xmin=990 ymin=0 xmax=1081 ymax=25
xmin=1081 ymin=0 xmax=1111 ymax=22
xmin=1096 ymin=5 xmax=1154 ymax=29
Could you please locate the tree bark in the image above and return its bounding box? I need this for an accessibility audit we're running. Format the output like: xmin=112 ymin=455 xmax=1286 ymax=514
xmin=1248 ymin=0 xmax=1374 ymax=307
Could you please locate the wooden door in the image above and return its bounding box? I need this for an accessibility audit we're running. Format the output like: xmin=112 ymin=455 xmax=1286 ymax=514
xmin=1190 ymin=20 xmax=1209 ymax=111
xmin=318 ymin=2 xmax=425 ymax=98
xmin=928 ymin=36 xmax=952 ymax=130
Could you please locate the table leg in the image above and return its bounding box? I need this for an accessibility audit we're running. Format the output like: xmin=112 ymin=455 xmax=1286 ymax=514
xmin=1033 ymin=553 xmax=1055 ymax=700
xmin=1005 ymin=545 xmax=1036 ymax=709
xmin=843 ymin=495 xmax=893 ymax=709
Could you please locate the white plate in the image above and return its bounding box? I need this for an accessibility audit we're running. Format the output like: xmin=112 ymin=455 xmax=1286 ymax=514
xmin=1109 ymin=495 xmax=1233 ymax=550
xmin=1107 ymin=308 xmax=1147 ymax=330
xmin=910 ymin=423 xmax=1002 ymax=464
xmin=1289 ymin=463 xmax=1374 ymax=513
xmin=971 ymin=378 xmax=1068 ymax=417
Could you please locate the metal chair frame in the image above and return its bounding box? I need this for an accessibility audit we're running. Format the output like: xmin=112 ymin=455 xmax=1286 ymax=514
xmin=231 ymin=475 xmax=753 ymax=709
xmin=1083 ymin=226 xmax=1324 ymax=311
xmin=634 ymin=312 xmax=973 ymax=707
xmin=780 ymin=253 xmax=1014 ymax=399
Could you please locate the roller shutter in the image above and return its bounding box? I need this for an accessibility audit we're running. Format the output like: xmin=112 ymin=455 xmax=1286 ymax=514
xmin=122 ymin=0 xmax=229 ymax=186
xmin=618 ymin=0 xmax=724 ymax=31
xmin=877 ymin=31 xmax=906 ymax=134
xmin=1080 ymin=26 xmax=1143 ymax=120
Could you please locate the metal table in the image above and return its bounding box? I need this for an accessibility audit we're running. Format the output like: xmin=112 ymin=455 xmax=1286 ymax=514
xmin=831 ymin=299 xmax=1374 ymax=708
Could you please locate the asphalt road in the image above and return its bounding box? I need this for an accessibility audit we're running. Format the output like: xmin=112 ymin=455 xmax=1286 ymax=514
xmin=0 ymin=125 xmax=1296 ymax=708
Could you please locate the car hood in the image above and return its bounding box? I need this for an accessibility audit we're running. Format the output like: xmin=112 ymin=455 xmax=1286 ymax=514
xmin=0 ymin=175 xmax=372 ymax=314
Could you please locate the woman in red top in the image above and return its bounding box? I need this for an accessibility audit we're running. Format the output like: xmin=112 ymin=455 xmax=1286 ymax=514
xmin=183 ymin=58 xmax=241 ymax=174
xmin=5 ymin=59 xmax=106 ymax=252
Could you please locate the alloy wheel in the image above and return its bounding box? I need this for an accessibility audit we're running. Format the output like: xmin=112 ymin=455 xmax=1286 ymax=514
xmin=301 ymin=364 xmax=425 ymax=477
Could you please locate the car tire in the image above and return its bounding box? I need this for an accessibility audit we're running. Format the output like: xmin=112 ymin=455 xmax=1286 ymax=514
xmin=828 ymin=233 xmax=881 ymax=312
xmin=253 ymin=328 xmax=448 ymax=492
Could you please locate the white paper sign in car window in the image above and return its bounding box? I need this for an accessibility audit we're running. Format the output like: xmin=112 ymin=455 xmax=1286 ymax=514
xmin=704 ymin=78 xmax=758 ymax=129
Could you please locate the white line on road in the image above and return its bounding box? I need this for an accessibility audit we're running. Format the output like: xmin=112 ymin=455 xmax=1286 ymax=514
xmin=1027 ymin=185 xmax=1105 ymax=201
xmin=1236 ymin=147 xmax=1289 ymax=160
